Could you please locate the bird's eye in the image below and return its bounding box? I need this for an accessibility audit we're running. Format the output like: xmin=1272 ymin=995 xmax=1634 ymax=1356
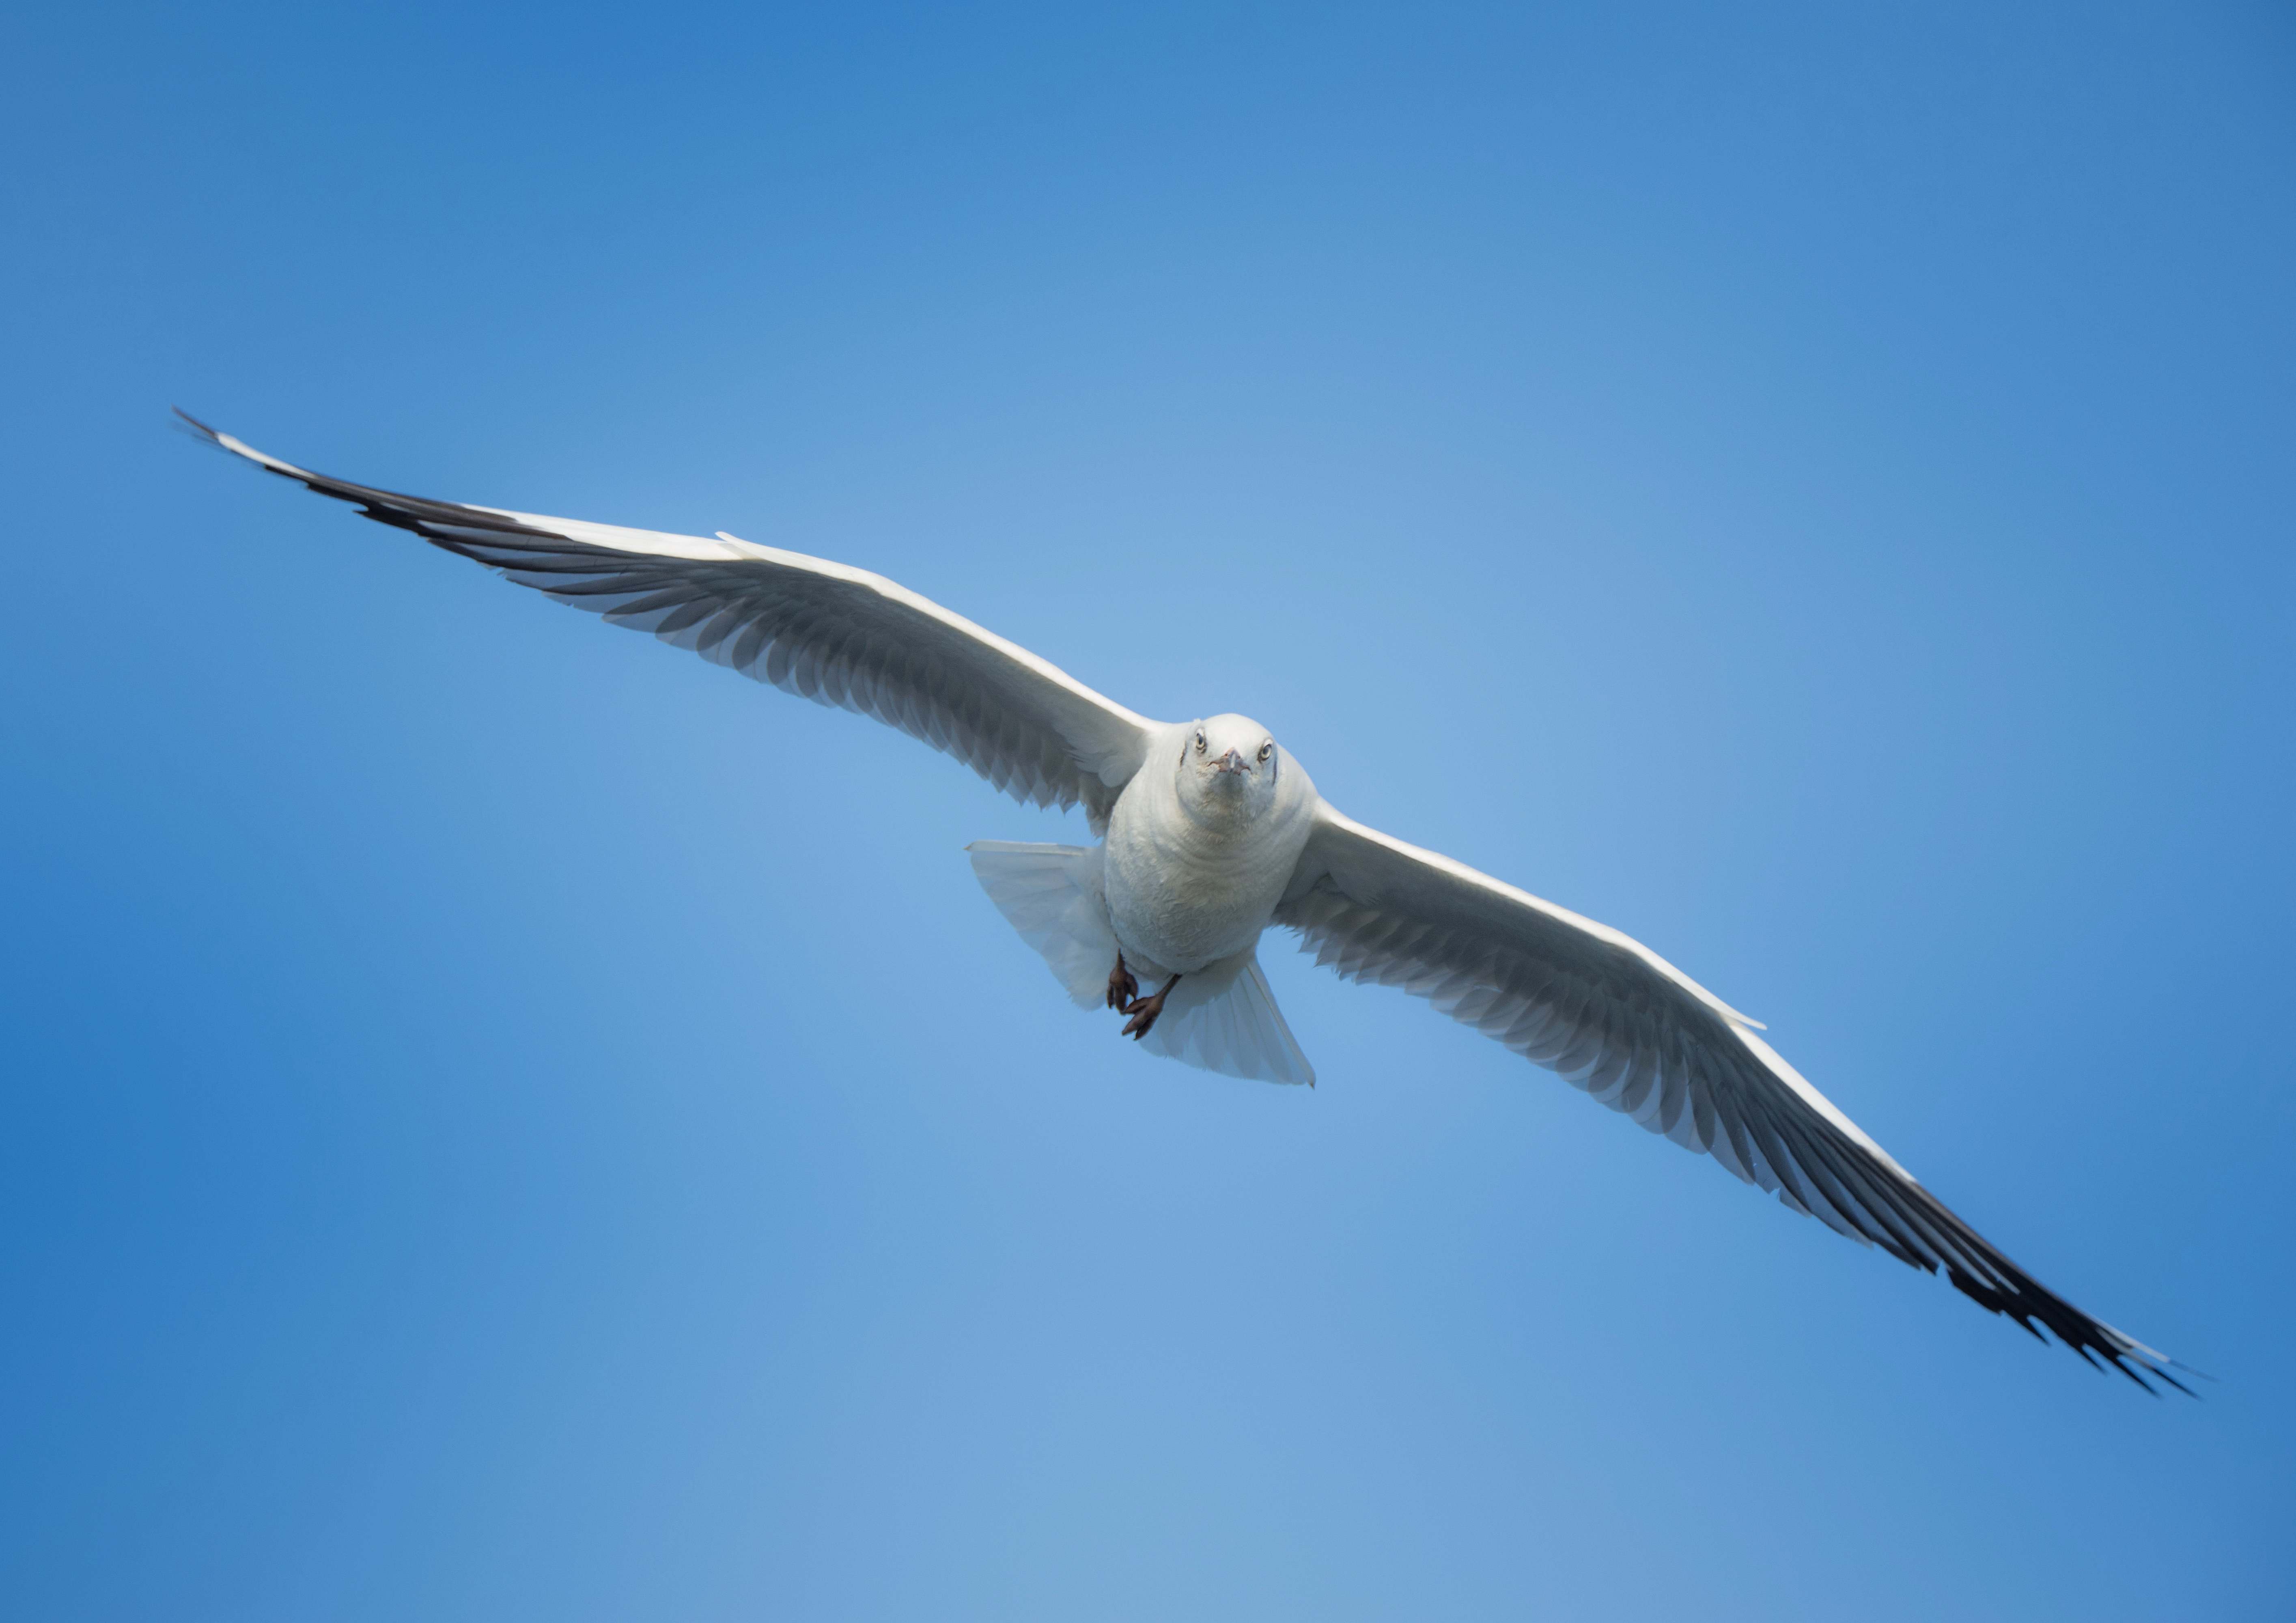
xmin=1257 ymin=741 xmax=1273 ymax=762
xmin=1194 ymin=731 xmax=1206 ymax=755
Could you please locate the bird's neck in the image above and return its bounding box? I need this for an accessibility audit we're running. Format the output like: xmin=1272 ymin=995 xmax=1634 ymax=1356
xmin=1178 ymin=790 xmax=1260 ymax=840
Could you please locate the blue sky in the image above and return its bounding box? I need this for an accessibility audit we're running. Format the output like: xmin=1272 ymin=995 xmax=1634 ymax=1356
xmin=4 ymin=2 xmax=2291 ymax=1617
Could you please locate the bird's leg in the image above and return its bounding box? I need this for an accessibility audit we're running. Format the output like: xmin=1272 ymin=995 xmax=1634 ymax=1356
xmin=1106 ymin=953 xmax=1139 ymax=1012
xmin=1121 ymin=975 xmax=1181 ymax=1040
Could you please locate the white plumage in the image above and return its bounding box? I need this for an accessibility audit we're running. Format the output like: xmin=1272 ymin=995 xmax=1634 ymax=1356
xmin=182 ymin=411 xmax=2184 ymax=1392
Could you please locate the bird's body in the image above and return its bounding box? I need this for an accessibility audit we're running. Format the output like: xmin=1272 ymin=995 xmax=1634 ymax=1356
xmin=182 ymin=411 xmax=2187 ymax=1392
xmin=1101 ymin=717 xmax=1318 ymax=981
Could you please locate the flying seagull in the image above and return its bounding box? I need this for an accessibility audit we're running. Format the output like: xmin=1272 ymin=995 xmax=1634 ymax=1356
xmin=183 ymin=410 xmax=2185 ymax=1392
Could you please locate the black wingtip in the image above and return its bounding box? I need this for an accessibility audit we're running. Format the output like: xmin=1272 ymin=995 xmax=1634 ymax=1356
xmin=2150 ymin=1364 xmax=2198 ymax=1398
xmin=2115 ymin=1358 xmax=2165 ymax=1396
xmin=2139 ymin=1356 xmax=2209 ymax=1398
xmin=2089 ymin=1343 xmax=2197 ymax=1398
xmin=172 ymin=405 xmax=226 ymax=445
xmin=1925 ymin=1216 xmax=2195 ymax=1397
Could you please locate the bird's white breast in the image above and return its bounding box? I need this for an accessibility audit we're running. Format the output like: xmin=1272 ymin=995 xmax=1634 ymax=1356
xmin=1100 ymin=737 xmax=1316 ymax=976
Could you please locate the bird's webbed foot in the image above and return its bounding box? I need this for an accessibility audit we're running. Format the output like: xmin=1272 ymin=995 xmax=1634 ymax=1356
xmin=1106 ymin=954 xmax=1139 ymax=1012
xmin=1120 ymin=975 xmax=1181 ymax=1040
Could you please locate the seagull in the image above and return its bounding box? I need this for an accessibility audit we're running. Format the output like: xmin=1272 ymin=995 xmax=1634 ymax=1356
xmin=182 ymin=410 xmax=2186 ymax=1391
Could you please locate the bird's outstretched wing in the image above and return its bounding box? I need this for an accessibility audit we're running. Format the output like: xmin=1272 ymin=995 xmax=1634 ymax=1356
xmin=184 ymin=414 xmax=1163 ymax=828
xmin=1279 ymin=802 xmax=2182 ymax=1390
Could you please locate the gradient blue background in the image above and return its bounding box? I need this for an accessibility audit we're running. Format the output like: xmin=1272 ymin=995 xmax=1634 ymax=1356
xmin=4 ymin=3 xmax=2291 ymax=1617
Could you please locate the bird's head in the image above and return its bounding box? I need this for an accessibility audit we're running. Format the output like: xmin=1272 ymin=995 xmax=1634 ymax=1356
xmin=1175 ymin=713 xmax=1281 ymax=823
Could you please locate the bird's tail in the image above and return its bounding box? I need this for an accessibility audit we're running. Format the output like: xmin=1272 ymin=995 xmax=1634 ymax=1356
xmin=964 ymin=842 xmax=1315 ymax=1087
xmin=1132 ymin=948 xmax=1316 ymax=1087
xmin=965 ymin=841 xmax=1122 ymax=1009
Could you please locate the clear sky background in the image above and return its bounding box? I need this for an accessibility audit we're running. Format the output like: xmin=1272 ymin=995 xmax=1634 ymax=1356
xmin=4 ymin=3 xmax=2291 ymax=1618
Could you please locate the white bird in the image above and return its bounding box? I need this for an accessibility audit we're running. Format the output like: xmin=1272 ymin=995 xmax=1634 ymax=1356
xmin=184 ymin=411 xmax=2186 ymax=1391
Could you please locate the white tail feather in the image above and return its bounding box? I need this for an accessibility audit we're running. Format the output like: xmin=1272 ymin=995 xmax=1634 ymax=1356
xmin=965 ymin=842 xmax=1316 ymax=1086
xmin=1135 ymin=948 xmax=1316 ymax=1087
xmin=965 ymin=841 xmax=1120 ymax=1007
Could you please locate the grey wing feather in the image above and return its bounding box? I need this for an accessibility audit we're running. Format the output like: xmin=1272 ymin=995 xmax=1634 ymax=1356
xmin=1279 ymin=803 xmax=2183 ymax=1391
xmin=184 ymin=413 xmax=1161 ymax=828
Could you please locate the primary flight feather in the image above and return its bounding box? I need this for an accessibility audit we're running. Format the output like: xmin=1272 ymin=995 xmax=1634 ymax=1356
xmin=183 ymin=410 xmax=2182 ymax=1392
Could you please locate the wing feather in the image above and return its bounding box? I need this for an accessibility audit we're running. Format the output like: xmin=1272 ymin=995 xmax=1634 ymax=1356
xmin=185 ymin=414 xmax=1161 ymax=829
xmin=1278 ymin=802 xmax=2182 ymax=1389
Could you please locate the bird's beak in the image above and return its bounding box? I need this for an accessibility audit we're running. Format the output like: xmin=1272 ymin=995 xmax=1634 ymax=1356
xmin=1213 ymin=748 xmax=1249 ymax=775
